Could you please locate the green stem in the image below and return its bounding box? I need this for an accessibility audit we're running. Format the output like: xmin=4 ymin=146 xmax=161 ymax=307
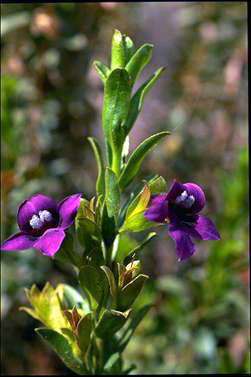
xmin=105 ymin=245 xmax=112 ymax=266
xmin=112 ymin=151 xmax=121 ymax=177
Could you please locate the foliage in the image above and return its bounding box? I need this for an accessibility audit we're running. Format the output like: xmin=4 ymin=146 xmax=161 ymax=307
xmin=1 ymin=3 xmax=249 ymax=375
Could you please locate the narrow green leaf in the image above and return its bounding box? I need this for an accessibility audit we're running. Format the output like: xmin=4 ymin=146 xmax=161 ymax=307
xmin=61 ymin=328 xmax=78 ymax=346
xmin=55 ymin=233 xmax=81 ymax=267
xmin=95 ymin=309 xmax=130 ymax=338
xmin=101 ymin=201 xmax=116 ymax=248
xmin=120 ymin=210 xmax=159 ymax=233
xmin=122 ymin=363 xmax=137 ymax=375
xmin=119 ymin=183 xmax=156 ymax=233
xmin=77 ymin=198 xmax=95 ymax=222
xmin=93 ymin=60 xmax=110 ymax=83
xmin=125 ymin=36 xmax=134 ymax=62
xmin=118 ymin=304 xmax=152 ymax=352
xmin=102 ymin=68 xmax=131 ymax=171
xmin=118 ymin=188 xmax=141 ymax=227
xmin=94 ymin=194 xmax=104 ymax=228
xmin=117 ymin=262 xmax=126 ymax=288
xmin=21 ymin=283 xmax=69 ymax=330
xmin=105 ymin=167 xmax=120 ymax=218
xmin=126 ymin=183 xmax=151 ymax=219
xmin=111 ymin=29 xmax=127 ymax=69
xmin=57 ymin=283 xmax=90 ymax=312
xmin=148 ymin=175 xmax=168 ymax=193
xmin=79 ymin=265 xmax=108 ymax=309
xmin=19 ymin=306 xmax=41 ymax=322
xmin=119 ymin=176 xmax=167 ymax=226
xmin=88 ymin=137 xmax=105 ymax=195
xmin=111 ymin=233 xmax=138 ymax=263
xmin=105 ymin=139 xmax=113 ymax=167
xmin=119 ymin=131 xmax=170 ymax=189
xmin=36 ymin=327 xmax=85 ymax=374
xmin=104 ymin=353 xmax=123 ymax=374
xmin=100 ymin=265 xmax=117 ymax=300
xmin=125 ymin=43 xmax=153 ymax=85
xmin=118 ymin=274 xmax=149 ymax=310
xmin=124 ymin=67 xmax=166 ymax=135
xmin=77 ymin=312 xmax=93 ymax=355
xmin=76 ymin=217 xmax=100 ymax=253
xmin=124 ymin=232 xmax=158 ymax=263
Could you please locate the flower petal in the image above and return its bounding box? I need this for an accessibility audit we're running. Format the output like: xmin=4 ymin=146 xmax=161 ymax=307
xmin=151 ymin=194 xmax=167 ymax=206
xmin=58 ymin=193 xmax=82 ymax=229
xmin=194 ymin=215 xmax=221 ymax=240
xmin=144 ymin=194 xmax=169 ymax=222
xmin=17 ymin=194 xmax=58 ymax=233
xmin=33 ymin=228 xmax=65 ymax=257
xmin=1 ymin=232 xmax=36 ymax=251
xmin=169 ymin=229 xmax=196 ymax=261
xmin=165 ymin=180 xmax=185 ymax=202
xmin=183 ymin=183 xmax=206 ymax=213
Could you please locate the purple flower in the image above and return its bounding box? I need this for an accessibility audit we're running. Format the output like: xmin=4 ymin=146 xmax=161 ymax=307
xmin=1 ymin=193 xmax=82 ymax=257
xmin=144 ymin=180 xmax=220 ymax=261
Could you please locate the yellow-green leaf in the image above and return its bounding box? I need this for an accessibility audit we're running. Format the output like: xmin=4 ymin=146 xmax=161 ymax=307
xmin=20 ymin=283 xmax=70 ymax=331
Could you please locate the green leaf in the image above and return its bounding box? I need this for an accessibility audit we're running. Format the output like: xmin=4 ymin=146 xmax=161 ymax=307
xmin=122 ymin=363 xmax=137 ymax=375
xmin=56 ymin=283 xmax=90 ymax=312
xmin=93 ymin=60 xmax=110 ymax=83
xmin=55 ymin=233 xmax=81 ymax=267
xmin=79 ymin=266 xmax=108 ymax=309
xmin=118 ymin=304 xmax=152 ymax=352
xmin=124 ymin=232 xmax=158 ymax=263
xmin=101 ymin=201 xmax=116 ymax=248
xmin=94 ymin=194 xmax=104 ymax=227
xmin=124 ymin=35 xmax=134 ymax=62
xmin=77 ymin=198 xmax=96 ymax=222
xmin=104 ymin=353 xmax=123 ymax=374
xmin=125 ymin=43 xmax=153 ymax=86
xmin=124 ymin=67 xmax=166 ymax=135
xmin=20 ymin=283 xmax=70 ymax=330
xmin=61 ymin=327 xmax=78 ymax=344
xmin=105 ymin=167 xmax=120 ymax=219
xmin=126 ymin=183 xmax=151 ymax=219
xmin=76 ymin=217 xmax=100 ymax=252
xmin=100 ymin=265 xmax=117 ymax=301
xmin=75 ymin=198 xmax=92 ymax=226
xmin=36 ymin=327 xmax=85 ymax=374
xmin=120 ymin=183 xmax=157 ymax=233
xmin=111 ymin=29 xmax=128 ymax=69
xmin=102 ymin=68 xmax=131 ymax=172
xmin=88 ymin=137 xmax=105 ymax=195
xmin=119 ymin=131 xmax=170 ymax=189
xmin=77 ymin=312 xmax=93 ymax=355
xmin=118 ymin=260 xmax=141 ymax=289
xmin=95 ymin=309 xmax=130 ymax=338
xmin=120 ymin=210 xmax=158 ymax=233
xmin=117 ymin=274 xmax=149 ymax=310
xmin=148 ymin=175 xmax=168 ymax=193
xmin=111 ymin=233 xmax=138 ymax=263
xmin=75 ymin=199 xmax=101 ymax=257
xmin=119 ymin=176 xmax=167 ymax=227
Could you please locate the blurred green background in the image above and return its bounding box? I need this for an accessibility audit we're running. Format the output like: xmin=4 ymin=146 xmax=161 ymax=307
xmin=1 ymin=3 xmax=249 ymax=375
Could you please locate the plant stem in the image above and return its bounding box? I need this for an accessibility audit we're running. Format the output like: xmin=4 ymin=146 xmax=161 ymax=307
xmin=112 ymin=152 xmax=121 ymax=177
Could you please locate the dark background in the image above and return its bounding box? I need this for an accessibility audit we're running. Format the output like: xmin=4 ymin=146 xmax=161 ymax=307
xmin=1 ymin=3 xmax=249 ymax=374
